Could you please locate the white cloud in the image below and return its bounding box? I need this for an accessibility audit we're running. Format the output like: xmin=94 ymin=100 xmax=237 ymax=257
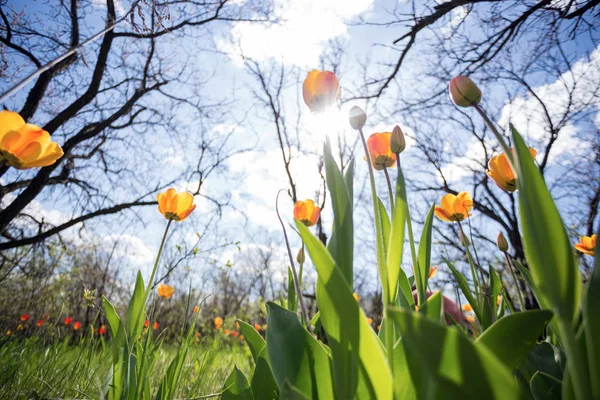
xmin=220 ymin=0 xmax=373 ymax=66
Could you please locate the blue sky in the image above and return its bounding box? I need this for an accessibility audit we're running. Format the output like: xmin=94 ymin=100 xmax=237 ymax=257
xmin=2 ymin=0 xmax=598 ymax=293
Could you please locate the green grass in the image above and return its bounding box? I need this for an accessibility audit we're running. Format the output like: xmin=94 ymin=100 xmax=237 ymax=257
xmin=0 ymin=336 xmax=252 ymax=399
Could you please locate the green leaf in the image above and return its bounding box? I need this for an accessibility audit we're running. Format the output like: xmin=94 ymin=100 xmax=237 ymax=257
xmin=443 ymin=257 xmax=481 ymax=322
xmin=125 ymin=271 xmax=146 ymax=339
xmin=530 ymin=371 xmax=562 ymax=400
xmin=279 ymin=381 xmax=312 ymax=400
xmin=387 ymin=165 xmax=412 ymax=307
xmin=392 ymin=338 xmax=418 ymax=399
xmin=343 ymin=159 xmax=355 ymax=209
xmin=266 ymin=302 xmax=334 ymax=399
xmin=323 ymin=139 xmax=353 ymax=287
xmin=415 ymin=204 xmax=435 ymax=305
xmin=391 ymin=310 xmax=526 ymax=399
xmin=103 ymin=296 xmax=121 ymax=338
xmin=222 ymin=366 xmax=254 ymax=400
xmin=583 ymin=232 xmax=600 ymax=398
xmin=297 ymin=222 xmax=393 ymax=399
xmin=511 ymin=125 xmax=581 ymax=325
xmin=287 ymin=267 xmax=297 ymax=313
xmin=251 ymin=348 xmax=279 ymax=400
xmin=476 ymin=310 xmax=553 ymax=370
xmin=238 ymin=320 xmax=267 ymax=364
xmin=420 ymin=290 xmax=443 ymax=323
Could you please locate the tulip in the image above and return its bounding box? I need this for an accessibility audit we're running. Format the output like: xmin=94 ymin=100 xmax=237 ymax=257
xmin=353 ymin=293 xmax=360 ymax=301
xmin=73 ymin=322 xmax=81 ymax=330
xmin=390 ymin=125 xmax=406 ymax=154
xmin=157 ymin=283 xmax=175 ymax=299
xmin=497 ymin=232 xmax=509 ymax=252
xmin=230 ymin=331 xmax=239 ymax=337
xmin=349 ymin=106 xmax=367 ymax=130
xmin=497 ymin=295 xmax=502 ymax=306
xmin=153 ymin=322 xmax=159 ymax=331
xmin=449 ymin=75 xmax=481 ymax=107
xmin=486 ymin=148 xmax=536 ymax=192
xmin=296 ymin=248 xmax=305 ymax=264
xmin=434 ymin=192 xmax=473 ymax=222
xmin=144 ymin=319 xmax=150 ymax=328
xmin=17 ymin=324 xmax=23 ymax=331
xmin=302 ymin=70 xmax=340 ymax=113
xmin=0 ymin=110 xmax=63 ymax=169
xmin=293 ymin=199 xmax=320 ymax=227
xmin=20 ymin=314 xmax=29 ymax=322
xmin=64 ymin=317 xmax=72 ymax=325
xmin=157 ymin=188 xmax=196 ymax=222
xmin=366 ymin=132 xmax=396 ymax=170
xmin=5 ymin=330 xmax=12 ymax=336
xmin=254 ymin=323 xmax=262 ymax=331
xmin=462 ymin=304 xmax=473 ymax=312
xmin=428 ymin=266 xmax=438 ymax=279
xmin=193 ymin=305 xmax=200 ymax=313
xmin=214 ymin=317 xmax=223 ymax=330
xmin=36 ymin=320 xmax=44 ymax=327
xmin=575 ymin=234 xmax=596 ymax=256
xmin=98 ymin=325 xmax=107 ymax=335
xmin=366 ymin=317 xmax=373 ymax=325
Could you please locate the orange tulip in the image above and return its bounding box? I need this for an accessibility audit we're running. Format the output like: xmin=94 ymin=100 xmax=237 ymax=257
xmin=486 ymin=148 xmax=536 ymax=192
xmin=17 ymin=324 xmax=24 ymax=331
xmin=157 ymin=283 xmax=175 ymax=299
xmin=302 ymin=70 xmax=340 ymax=113
xmin=73 ymin=322 xmax=81 ymax=330
xmin=6 ymin=330 xmax=12 ymax=336
xmin=214 ymin=317 xmax=223 ymax=330
xmin=224 ymin=329 xmax=230 ymax=335
xmin=366 ymin=132 xmax=396 ymax=170
xmin=462 ymin=304 xmax=473 ymax=312
xmin=294 ymin=199 xmax=320 ymax=227
xmin=575 ymin=234 xmax=596 ymax=256
xmin=157 ymin=188 xmax=196 ymax=222
xmin=36 ymin=320 xmax=44 ymax=327
xmin=434 ymin=192 xmax=473 ymax=222
xmin=465 ymin=315 xmax=475 ymax=323
xmin=98 ymin=325 xmax=107 ymax=335
xmin=497 ymin=295 xmax=502 ymax=306
xmin=193 ymin=305 xmax=200 ymax=313
xmin=0 ymin=110 xmax=63 ymax=169
xmin=153 ymin=322 xmax=159 ymax=331
xmin=20 ymin=314 xmax=29 ymax=322
xmin=429 ymin=266 xmax=438 ymax=279
xmin=230 ymin=331 xmax=239 ymax=337
xmin=144 ymin=319 xmax=150 ymax=328
xmin=366 ymin=317 xmax=373 ymax=325
xmin=254 ymin=323 xmax=261 ymax=331
xmin=64 ymin=317 xmax=72 ymax=325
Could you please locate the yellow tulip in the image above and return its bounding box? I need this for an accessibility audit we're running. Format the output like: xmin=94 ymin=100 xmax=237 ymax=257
xmin=302 ymin=70 xmax=340 ymax=113
xmin=157 ymin=188 xmax=196 ymax=222
xmin=434 ymin=192 xmax=473 ymax=222
xmin=294 ymin=199 xmax=320 ymax=227
xmin=0 ymin=110 xmax=63 ymax=169
xmin=366 ymin=132 xmax=396 ymax=170
xmin=575 ymin=234 xmax=596 ymax=256
xmin=157 ymin=283 xmax=175 ymax=299
xmin=486 ymin=148 xmax=536 ymax=192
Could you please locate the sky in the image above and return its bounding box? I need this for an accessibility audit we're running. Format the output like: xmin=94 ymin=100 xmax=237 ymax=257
xmin=2 ymin=0 xmax=599 ymax=295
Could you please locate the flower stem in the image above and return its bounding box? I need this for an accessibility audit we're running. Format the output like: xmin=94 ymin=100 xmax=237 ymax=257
xmin=557 ymin=319 xmax=592 ymax=400
xmin=276 ymin=190 xmax=313 ymax=333
xmin=503 ymin=252 xmax=526 ymax=311
xmin=472 ymin=104 xmax=512 ymax=156
xmin=383 ymin=167 xmax=395 ymax=215
xmin=147 ymin=219 xmax=173 ymax=293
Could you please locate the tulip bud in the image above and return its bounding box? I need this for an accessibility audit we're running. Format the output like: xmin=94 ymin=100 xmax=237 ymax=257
xmin=296 ymin=248 xmax=305 ymax=264
xmin=459 ymin=231 xmax=470 ymax=247
xmin=349 ymin=106 xmax=367 ymax=130
xmin=390 ymin=125 xmax=406 ymax=154
xmin=497 ymin=232 xmax=509 ymax=252
xmin=449 ymin=75 xmax=482 ymax=107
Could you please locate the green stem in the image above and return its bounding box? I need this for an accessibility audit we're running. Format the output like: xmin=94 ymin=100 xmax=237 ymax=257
xmin=503 ymin=252 xmax=526 ymax=311
xmin=357 ymin=127 xmax=393 ymax=369
xmin=147 ymin=219 xmax=173 ymax=293
xmin=458 ymin=222 xmax=482 ymax=298
xmin=557 ymin=319 xmax=592 ymax=400
xmin=472 ymin=103 xmax=512 ymax=156
xmin=383 ymin=167 xmax=395 ymax=216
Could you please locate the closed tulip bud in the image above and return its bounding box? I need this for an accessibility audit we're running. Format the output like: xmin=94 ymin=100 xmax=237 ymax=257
xmin=349 ymin=106 xmax=367 ymax=130
xmin=296 ymin=248 xmax=305 ymax=264
xmin=497 ymin=232 xmax=509 ymax=252
xmin=390 ymin=125 xmax=406 ymax=154
xmin=459 ymin=231 xmax=470 ymax=246
xmin=449 ymin=75 xmax=482 ymax=107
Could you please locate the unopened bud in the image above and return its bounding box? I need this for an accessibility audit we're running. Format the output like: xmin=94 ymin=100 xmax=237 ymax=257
xmin=459 ymin=231 xmax=470 ymax=246
xmin=349 ymin=106 xmax=367 ymax=130
xmin=296 ymin=248 xmax=305 ymax=264
xmin=497 ymin=232 xmax=509 ymax=252
xmin=449 ymin=75 xmax=482 ymax=107
xmin=390 ymin=125 xmax=406 ymax=154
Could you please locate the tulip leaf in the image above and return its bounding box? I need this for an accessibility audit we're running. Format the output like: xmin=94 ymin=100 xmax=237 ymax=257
xmin=251 ymin=348 xmax=279 ymax=400
xmin=530 ymin=371 xmax=562 ymax=400
xmin=583 ymin=230 xmax=600 ymax=398
xmin=323 ymin=139 xmax=353 ymax=287
xmin=297 ymin=221 xmax=393 ymax=400
xmin=391 ymin=310 xmax=526 ymax=399
xmin=475 ymin=310 xmax=553 ymax=370
xmin=443 ymin=257 xmax=481 ymax=323
xmin=287 ymin=267 xmax=297 ymax=313
xmin=344 ymin=159 xmax=355 ymax=208
xmin=386 ymin=164 xmax=412 ymax=307
xmin=103 ymin=296 xmax=122 ymax=338
xmin=266 ymin=302 xmax=333 ymax=399
xmin=222 ymin=366 xmax=254 ymax=400
xmin=419 ymin=290 xmax=443 ymax=323
xmin=510 ymin=125 xmax=581 ymax=325
xmin=238 ymin=320 xmax=267 ymax=364
xmin=377 ymin=197 xmax=391 ymax=258
xmin=392 ymin=338 xmax=418 ymax=399
xmin=279 ymin=381 xmax=312 ymax=400
xmin=125 ymin=271 xmax=146 ymax=339
xmin=415 ymin=204 xmax=435 ymax=305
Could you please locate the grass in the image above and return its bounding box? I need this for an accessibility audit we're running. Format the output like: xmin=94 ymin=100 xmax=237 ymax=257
xmin=0 ymin=335 xmax=252 ymax=399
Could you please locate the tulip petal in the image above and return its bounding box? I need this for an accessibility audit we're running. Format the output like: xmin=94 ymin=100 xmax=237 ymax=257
xmin=434 ymin=207 xmax=452 ymax=222
xmin=0 ymin=110 xmax=25 ymax=138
